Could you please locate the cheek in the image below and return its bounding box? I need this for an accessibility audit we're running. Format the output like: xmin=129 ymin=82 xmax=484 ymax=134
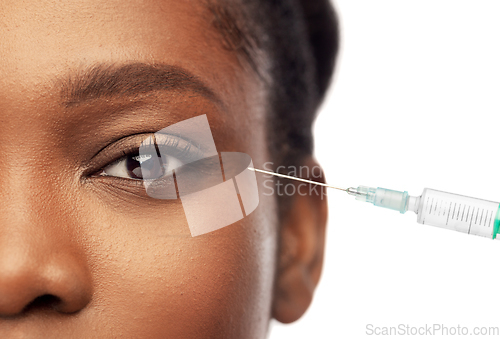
xmin=77 ymin=184 xmax=278 ymax=338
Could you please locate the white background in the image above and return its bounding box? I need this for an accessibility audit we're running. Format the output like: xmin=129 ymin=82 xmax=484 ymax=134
xmin=270 ymin=0 xmax=500 ymax=338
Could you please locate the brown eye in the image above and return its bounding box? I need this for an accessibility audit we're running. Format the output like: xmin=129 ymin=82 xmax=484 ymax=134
xmin=98 ymin=134 xmax=196 ymax=181
xmin=101 ymin=152 xmax=183 ymax=181
xmin=126 ymin=154 xmax=164 ymax=180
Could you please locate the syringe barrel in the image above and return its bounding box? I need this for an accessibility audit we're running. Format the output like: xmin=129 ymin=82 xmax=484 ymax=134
xmin=349 ymin=185 xmax=500 ymax=239
xmin=416 ymin=188 xmax=500 ymax=239
xmin=349 ymin=186 xmax=409 ymax=214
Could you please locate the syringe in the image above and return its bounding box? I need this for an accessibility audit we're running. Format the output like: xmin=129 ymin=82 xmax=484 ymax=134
xmin=347 ymin=186 xmax=500 ymax=240
xmin=249 ymin=168 xmax=500 ymax=240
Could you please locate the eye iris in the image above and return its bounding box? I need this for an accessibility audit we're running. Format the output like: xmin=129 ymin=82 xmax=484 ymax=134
xmin=126 ymin=154 xmax=164 ymax=179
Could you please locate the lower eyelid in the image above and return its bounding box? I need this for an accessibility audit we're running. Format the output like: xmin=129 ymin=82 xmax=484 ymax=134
xmin=89 ymin=175 xmax=161 ymax=201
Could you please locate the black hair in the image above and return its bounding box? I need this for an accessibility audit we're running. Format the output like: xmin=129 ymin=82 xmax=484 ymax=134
xmin=210 ymin=0 xmax=339 ymax=161
xmin=255 ymin=0 xmax=339 ymax=162
xmin=209 ymin=0 xmax=339 ymax=213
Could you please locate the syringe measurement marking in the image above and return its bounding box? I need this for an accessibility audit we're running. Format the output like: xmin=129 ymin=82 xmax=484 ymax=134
xmin=461 ymin=205 xmax=466 ymax=221
xmin=479 ymin=209 xmax=484 ymax=226
xmin=466 ymin=206 xmax=471 ymax=222
xmin=452 ymin=203 xmax=457 ymax=220
xmin=446 ymin=203 xmax=452 ymax=226
xmin=429 ymin=198 xmax=434 ymax=215
xmin=468 ymin=207 xmax=475 ymax=234
xmin=475 ymin=209 xmax=479 ymax=224
xmin=487 ymin=210 xmax=493 ymax=227
xmin=468 ymin=217 xmax=473 ymax=234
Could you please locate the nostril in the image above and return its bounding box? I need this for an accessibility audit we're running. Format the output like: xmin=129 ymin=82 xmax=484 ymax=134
xmin=22 ymin=295 xmax=61 ymax=314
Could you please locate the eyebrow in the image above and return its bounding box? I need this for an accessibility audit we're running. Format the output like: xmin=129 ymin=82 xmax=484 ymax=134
xmin=60 ymin=62 xmax=221 ymax=107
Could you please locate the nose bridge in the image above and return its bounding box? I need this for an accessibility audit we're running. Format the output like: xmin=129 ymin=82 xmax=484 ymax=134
xmin=0 ymin=94 xmax=84 ymax=262
xmin=0 ymin=159 xmax=93 ymax=316
xmin=0 ymin=151 xmax=72 ymax=233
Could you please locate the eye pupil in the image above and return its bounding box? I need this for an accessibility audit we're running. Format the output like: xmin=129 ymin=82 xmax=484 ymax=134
xmin=127 ymin=153 xmax=164 ymax=179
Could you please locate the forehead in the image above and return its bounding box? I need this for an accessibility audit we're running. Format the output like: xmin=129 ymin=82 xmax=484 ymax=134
xmin=0 ymin=0 xmax=245 ymax=102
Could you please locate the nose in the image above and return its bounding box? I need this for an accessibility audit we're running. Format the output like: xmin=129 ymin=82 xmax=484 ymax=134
xmin=0 ymin=246 xmax=92 ymax=317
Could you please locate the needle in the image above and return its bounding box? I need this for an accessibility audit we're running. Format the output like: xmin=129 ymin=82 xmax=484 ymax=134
xmin=247 ymin=167 xmax=348 ymax=192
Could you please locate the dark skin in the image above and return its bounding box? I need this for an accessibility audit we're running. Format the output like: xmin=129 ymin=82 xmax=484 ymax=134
xmin=0 ymin=0 xmax=328 ymax=338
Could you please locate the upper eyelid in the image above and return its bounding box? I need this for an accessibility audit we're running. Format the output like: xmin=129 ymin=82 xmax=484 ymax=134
xmin=142 ymin=133 xmax=205 ymax=162
xmin=153 ymin=132 xmax=208 ymax=155
xmin=84 ymin=133 xmax=204 ymax=178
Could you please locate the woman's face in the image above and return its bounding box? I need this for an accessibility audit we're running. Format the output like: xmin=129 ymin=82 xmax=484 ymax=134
xmin=0 ymin=0 xmax=279 ymax=337
xmin=0 ymin=0 xmax=328 ymax=337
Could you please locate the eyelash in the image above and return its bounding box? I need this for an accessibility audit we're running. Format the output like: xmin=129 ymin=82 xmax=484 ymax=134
xmin=93 ymin=134 xmax=203 ymax=181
